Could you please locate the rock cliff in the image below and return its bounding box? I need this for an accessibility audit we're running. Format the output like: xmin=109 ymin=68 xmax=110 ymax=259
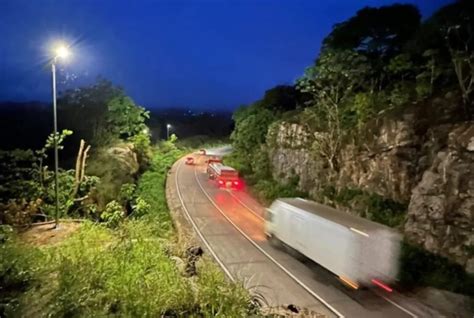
xmin=267 ymin=96 xmax=474 ymax=273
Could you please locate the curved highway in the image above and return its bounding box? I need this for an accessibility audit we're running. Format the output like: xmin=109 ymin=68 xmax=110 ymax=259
xmin=170 ymin=150 xmax=440 ymax=317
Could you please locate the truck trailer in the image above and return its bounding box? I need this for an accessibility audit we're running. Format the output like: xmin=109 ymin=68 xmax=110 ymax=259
xmin=265 ymin=198 xmax=402 ymax=291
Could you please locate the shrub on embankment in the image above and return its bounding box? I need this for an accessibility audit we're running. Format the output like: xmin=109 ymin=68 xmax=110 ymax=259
xmin=0 ymin=141 xmax=256 ymax=317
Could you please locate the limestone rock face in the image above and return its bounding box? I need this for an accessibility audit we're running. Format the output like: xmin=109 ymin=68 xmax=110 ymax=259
xmin=337 ymin=116 xmax=419 ymax=203
xmin=267 ymin=103 xmax=474 ymax=271
xmin=405 ymin=123 xmax=474 ymax=273
xmin=268 ymin=123 xmax=324 ymax=193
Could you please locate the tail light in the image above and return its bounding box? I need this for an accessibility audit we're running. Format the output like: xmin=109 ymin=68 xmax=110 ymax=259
xmin=371 ymin=279 xmax=393 ymax=292
xmin=218 ymin=180 xmax=224 ymax=185
xmin=233 ymin=181 xmax=239 ymax=185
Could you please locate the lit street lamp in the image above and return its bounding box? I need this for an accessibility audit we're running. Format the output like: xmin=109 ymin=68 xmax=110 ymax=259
xmin=166 ymin=123 xmax=172 ymax=139
xmin=51 ymin=43 xmax=71 ymax=228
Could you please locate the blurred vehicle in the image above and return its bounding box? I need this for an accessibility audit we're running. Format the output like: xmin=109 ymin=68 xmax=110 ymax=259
xmin=185 ymin=157 xmax=194 ymax=165
xmin=207 ymin=162 xmax=241 ymax=189
xmin=265 ymin=198 xmax=401 ymax=292
xmin=205 ymin=155 xmax=222 ymax=165
xmin=199 ymin=149 xmax=206 ymax=155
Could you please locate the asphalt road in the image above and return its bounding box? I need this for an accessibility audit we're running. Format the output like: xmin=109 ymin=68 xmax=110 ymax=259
xmin=171 ymin=150 xmax=440 ymax=318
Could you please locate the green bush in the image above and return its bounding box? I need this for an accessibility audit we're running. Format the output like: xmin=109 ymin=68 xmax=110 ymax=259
xmin=0 ymin=150 xmax=39 ymax=204
xmin=41 ymin=169 xmax=76 ymax=218
xmin=3 ymin=140 xmax=255 ymax=317
xmin=399 ymin=242 xmax=474 ymax=296
xmin=322 ymin=186 xmax=407 ymax=228
xmin=364 ymin=194 xmax=407 ymax=227
xmin=131 ymin=197 xmax=151 ymax=218
xmin=223 ymin=153 xmax=252 ymax=179
xmin=128 ymin=131 xmax=153 ymax=170
xmin=118 ymin=183 xmax=136 ymax=205
xmin=100 ymin=200 xmax=125 ymax=228
xmin=253 ymin=178 xmax=307 ymax=204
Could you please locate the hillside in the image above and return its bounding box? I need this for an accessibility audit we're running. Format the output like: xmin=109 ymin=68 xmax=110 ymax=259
xmin=226 ymin=1 xmax=474 ymax=294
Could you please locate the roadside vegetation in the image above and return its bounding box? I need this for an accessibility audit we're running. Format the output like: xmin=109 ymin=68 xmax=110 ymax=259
xmin=226 ymin=1 xmax=474 ymax=295
xmin=176 ymin=136 xmax=230 ymax=150
xmin=0 ymin=82 xmax=256 ymax=316
xmin=1 ymin=143 xmax=254 ymax=317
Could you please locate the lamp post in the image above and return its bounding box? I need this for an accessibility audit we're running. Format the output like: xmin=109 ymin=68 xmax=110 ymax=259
xmin=51 ymin=44 xmax=70 ymax=228
xmin=166 ymin=124 xmax=172 ymax=140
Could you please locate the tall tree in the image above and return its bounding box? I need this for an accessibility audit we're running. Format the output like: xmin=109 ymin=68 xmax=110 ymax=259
xmin=258 ymin=85 xmax=301 ymax=112
xmin=297 ymin=50 xmax=370 ymax=171
xmin=323 ymin=4 xmax=421 ymax=59
xmin=58 ymin=79 xmax=124 ymax=148
xmin=107 ymin=96 xmax=149 ymax=139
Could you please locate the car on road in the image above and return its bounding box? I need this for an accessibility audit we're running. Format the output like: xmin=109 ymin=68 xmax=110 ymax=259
xmin=185 ymin=157 xmax=195 ymax=165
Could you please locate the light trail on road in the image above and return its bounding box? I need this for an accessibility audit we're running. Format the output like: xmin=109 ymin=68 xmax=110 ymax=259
xmin=191 ymin=160 xmax=345 ymax=317
xmin=171 ymin=151 xmax=431 ymax=317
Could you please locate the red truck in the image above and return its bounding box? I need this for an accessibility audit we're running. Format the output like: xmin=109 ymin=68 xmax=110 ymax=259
xmin=207 ymin=162 xmax=241 ymax=189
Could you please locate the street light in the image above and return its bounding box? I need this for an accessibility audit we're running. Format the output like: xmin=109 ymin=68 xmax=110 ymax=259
xmin=166 ymin=124 xmax=172 ymax=139
xmin=51 ymin=43 xmax=71 ymax=228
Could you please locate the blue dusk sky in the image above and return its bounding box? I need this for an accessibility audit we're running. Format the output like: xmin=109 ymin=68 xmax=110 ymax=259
xmin=0 ymin=0 xmax=452 ymax=110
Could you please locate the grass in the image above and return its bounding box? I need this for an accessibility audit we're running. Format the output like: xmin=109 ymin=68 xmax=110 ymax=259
xmin=0 ymin=141 xmax=256 ymax=317
xmin=0 ymin=230 xmax=42 ymax=317
xmin=251 ymin=178 xmax=308 ymax=205
xmin=134 ymin=140 xmax=185 ymax=230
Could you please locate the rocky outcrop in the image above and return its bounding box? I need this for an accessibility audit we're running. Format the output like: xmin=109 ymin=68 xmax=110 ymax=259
xmin=405 ymin=124 xmax=474 ymax=272
xmin=268 ymin=123 xmax=324 ymax=194
xmin=107 ymin=143 xmax=139 ymax=175
xmin=337 ymin=114 xmax=420 ymax=203
xmin=267 ymin=97 xmax=474 ymax=272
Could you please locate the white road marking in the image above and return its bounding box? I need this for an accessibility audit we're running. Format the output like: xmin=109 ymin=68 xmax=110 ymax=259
xmin=228 ymin=176 xmax=418 ymax=318
xmin=192 ymin=164 xmax=344 ymax=318
xmin=374 ymin=291 xmax=418 ymax=318
xmin=176 ymin=156 xmax=417 ymax=318
xmin=226 ymin=190 xmax=265 ymax=222
xmin=174 ymin=160 xmax=235 ymax=282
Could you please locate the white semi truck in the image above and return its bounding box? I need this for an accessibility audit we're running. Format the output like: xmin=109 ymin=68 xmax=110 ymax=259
xmin=265 ymin=198 xmax=402 ymax=291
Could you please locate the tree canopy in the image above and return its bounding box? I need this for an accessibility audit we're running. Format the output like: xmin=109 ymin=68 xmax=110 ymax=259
xmin=58 ymin=79 xmax=149 ymax=148
xmin=229 ymin=1 xmax=474 ymax=185
xmin=322 ymin=4 xmax=421 ymax=59
xmin=257 ymin=85 xmax=301 ymax=112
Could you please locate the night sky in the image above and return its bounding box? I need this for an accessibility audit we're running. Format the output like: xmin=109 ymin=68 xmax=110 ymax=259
xmin=1 ymin=0 xmax=452 ymax=111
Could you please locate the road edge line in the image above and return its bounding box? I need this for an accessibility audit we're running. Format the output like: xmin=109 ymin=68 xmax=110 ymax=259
xmin=193 ymin=166 xmax=344 ymax=318
xmin=174 ymin=159 xmax=235 ymax=282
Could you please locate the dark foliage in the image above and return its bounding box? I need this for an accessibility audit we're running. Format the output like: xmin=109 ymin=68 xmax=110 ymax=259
xmin=148 ymin=108 xmax=233 ymax=142
xmin=0 ymin=102 xmax=51 ymax=151
xmin=399 ymin=242 xmax=474 ymax=296
xmin=323 ymin=4 xmax=421 ymax=59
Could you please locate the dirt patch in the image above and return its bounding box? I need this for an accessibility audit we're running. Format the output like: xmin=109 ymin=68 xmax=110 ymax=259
xmin=20 ymin=222 xmax=82 ymax=246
